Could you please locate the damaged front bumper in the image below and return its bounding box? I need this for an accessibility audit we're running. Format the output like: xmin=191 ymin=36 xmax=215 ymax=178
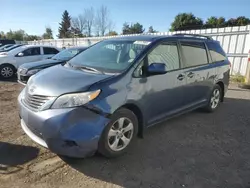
xmin=18 ymin=94 xmax=110 ymax=158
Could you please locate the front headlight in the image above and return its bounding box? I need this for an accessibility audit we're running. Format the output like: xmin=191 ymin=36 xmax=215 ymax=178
xmin=18 ymin=68 xmax=27 ymax=74
xmin=51 ymin=90 xmax=101 ymax=109
xmin=26 ymin=69 xmax=41 ymax=75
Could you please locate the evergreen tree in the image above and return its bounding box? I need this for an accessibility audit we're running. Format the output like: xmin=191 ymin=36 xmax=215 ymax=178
xmin=148 ymin=26 xmax=157 ymax=33
xmin=122 ymin=22 xmax=145 ymax=34
xmin=58 ymin=10 xmax=72 ymax=38
xmin=43 ymin=27 xmax=53 ymax=39
xmin=170 ymin=13 xmax=203 ymax=31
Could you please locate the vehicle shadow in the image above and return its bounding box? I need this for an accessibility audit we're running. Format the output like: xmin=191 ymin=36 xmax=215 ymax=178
xmin=0 ymin=77 xmax=17 ymax=83
xmin=62 ymin=97 xmax=250 ymax=188
xmin=0 ymin=142 xmax=39 ymax=174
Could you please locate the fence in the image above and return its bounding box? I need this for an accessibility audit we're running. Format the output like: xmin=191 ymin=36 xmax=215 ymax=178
xmin=28 ymin=25 xmax=250 ymax=76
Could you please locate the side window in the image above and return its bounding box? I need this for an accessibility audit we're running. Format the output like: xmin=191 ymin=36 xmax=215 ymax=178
xmin=148 ymin=43 xmax=180 ymax=71
xmin=43 ymin=47 xmax=59 ymax=55
xmin=206 ymin=42 xmax=227 ymax=63
xmin=180 ymin=41 xmax=208 ymax=68
xmin=22 ymin=47 xmax=41 ymax=56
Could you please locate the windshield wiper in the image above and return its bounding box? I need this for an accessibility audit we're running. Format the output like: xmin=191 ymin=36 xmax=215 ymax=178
xmin=74 ymin=65 xmax=104 ymax=74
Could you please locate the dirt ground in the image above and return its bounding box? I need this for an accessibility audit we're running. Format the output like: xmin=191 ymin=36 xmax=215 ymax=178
xmin=0 ymin=81 xmax=250 ymax=188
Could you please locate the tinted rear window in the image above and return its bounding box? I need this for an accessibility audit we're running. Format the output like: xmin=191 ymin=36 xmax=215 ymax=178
xmin=180 ymin=41 xmax=208 ymax=68
xmin=43 ymin=47 xmax=59 ymax=55
xmin=206 ymin=42 xmax=227 ymax=63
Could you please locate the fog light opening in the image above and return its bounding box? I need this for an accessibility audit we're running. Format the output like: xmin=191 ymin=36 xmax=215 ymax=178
xmin=63 ymin=140 xmax=78 ymax=147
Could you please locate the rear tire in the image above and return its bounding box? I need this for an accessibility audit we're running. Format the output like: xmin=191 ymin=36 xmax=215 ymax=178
xmin=0 ymin=64 xmax=16 ymax=79
xmin=203 ymin=84 xmax=222 ymax=112
xmin=98 ymin=108 xmax=138 ymax=158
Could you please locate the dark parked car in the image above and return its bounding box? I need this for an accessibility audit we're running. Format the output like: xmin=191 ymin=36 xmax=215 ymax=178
xmin=18 ymin=34 xmax=230 ymax=158
xmin=0 ymin=44 xmax=24 ymax=53
xmin=17 ymin=46 xmax=87 ymax=84
xmin=0 ymin=39 xmax=15 ymax=47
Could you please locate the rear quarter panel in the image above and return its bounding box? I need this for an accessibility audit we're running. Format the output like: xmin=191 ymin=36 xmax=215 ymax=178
xmin=214 ymin=61 xmax=230 ymax=92
xmin=206 ymin=40 xmax=230 ymax=91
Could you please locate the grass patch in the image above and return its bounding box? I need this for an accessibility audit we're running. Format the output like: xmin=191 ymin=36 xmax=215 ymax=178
xmin=230 ymin=74 xmax=245 ymax=83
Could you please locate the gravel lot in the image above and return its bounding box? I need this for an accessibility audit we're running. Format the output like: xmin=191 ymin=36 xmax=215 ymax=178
xmin=0 ymin=81 xmax=250 ymax=188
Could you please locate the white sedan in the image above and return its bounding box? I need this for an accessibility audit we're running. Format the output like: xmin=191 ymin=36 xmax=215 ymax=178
xmin=0 ymin=45 xmax=60 ymax=78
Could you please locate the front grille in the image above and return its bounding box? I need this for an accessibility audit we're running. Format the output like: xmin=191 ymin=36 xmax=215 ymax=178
xmin=23 ymin=93 xmax=51 ymax=111
xmin=18 ymin=75 xmax=29 ymax=82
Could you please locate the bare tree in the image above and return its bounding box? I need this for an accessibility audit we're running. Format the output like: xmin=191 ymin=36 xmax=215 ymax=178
xmin=95 ymin=5 xmax=112 ymax=36
xmin=107 ymin=20 xmax=115 ymax=33
xmin=71 ymin=14 xmax=86 ymax=35
xmin=84 ymin=7 xmax=95 ymax=37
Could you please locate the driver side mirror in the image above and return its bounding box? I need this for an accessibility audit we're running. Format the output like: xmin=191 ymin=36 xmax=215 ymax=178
xmin=17 ymin=52 xmax=24 ymax=57
xmin=147 ymin=63 xmax=167 ymax=75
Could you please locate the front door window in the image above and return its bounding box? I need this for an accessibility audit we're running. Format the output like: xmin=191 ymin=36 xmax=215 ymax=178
xmin=21 ymin=47 xmax=41 ymax=56
xmin=148 ymin=43 xmax=180 ymax=71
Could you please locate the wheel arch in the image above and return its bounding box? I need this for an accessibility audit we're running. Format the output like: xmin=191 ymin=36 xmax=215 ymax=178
xmin=216 ymin=81 xmax=225 ymax=102
xmin=0 ymin=63 xmax=17 ymax=71
xmin=120 ymin=103 xmax=144 ymax=138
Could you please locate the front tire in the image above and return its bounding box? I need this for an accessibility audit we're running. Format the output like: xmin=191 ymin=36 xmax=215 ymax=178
xmin=204 ymin=84 xmax=222 ymax=112
xmin=98 ymin=108 xmax=138 ymax=158
xmin=0 ymin=64 xmax=16 ymax=79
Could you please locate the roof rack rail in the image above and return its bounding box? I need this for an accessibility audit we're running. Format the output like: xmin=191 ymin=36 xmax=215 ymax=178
xmin=173 ymin=33 xmax=213 ymax=40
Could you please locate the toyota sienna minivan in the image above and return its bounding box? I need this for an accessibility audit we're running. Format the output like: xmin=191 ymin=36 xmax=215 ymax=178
xmin=18 ymin=34 xmax=230 ymax=158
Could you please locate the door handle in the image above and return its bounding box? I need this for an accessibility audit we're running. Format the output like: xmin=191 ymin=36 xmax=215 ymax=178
xmin=187 ymin=72 xmax=194 ymax=78
xmin=177 ymin=74 xmax=185 ymax=81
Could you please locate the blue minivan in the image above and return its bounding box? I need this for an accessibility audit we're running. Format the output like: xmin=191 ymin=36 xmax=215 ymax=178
xmin=18 ymin=34 xmax=230 ymax=158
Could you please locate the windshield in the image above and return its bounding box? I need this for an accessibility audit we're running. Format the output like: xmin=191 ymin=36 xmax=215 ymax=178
xmin=67 ymin=40 xmax=150 ymax=73
xmin=7 ymin=46 xmax=26 ymax=55
xmin=52 ymin=48 xmax=81 ymax=60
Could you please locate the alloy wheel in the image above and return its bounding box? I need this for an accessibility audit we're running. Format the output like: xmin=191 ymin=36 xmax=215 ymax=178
xmin=1 ymin=66 xmax=14 ymax=78
xmin=107 ymin=117 xmax=134 ymax=152
xmin=210 ymin=89 xmax=220 ymax=109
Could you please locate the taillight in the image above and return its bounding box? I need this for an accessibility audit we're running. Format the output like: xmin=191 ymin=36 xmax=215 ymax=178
xmin=248 ymin=50 xmax=250 ymax=62
xmin=229 ymin=61 xmax=232 ymax=68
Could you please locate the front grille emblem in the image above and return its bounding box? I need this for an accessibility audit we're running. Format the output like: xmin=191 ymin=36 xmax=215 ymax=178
xmin=29 ymin=85 xmax=36 ymax=94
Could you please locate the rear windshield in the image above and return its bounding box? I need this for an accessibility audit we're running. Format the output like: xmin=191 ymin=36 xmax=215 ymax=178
xmin=206 ymin=42 xmax=227 ymax=63
xmin=5 ymin=44 xmax=21 ymax=50
xmin=0 ymin=44 xmax=13 ymax=50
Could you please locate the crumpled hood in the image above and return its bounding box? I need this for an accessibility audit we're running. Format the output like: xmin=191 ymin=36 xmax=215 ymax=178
xmin=20 ymin=59 xmax=63 ymax=70
xmin=27 ymin=65 xmax=113 ymax=96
